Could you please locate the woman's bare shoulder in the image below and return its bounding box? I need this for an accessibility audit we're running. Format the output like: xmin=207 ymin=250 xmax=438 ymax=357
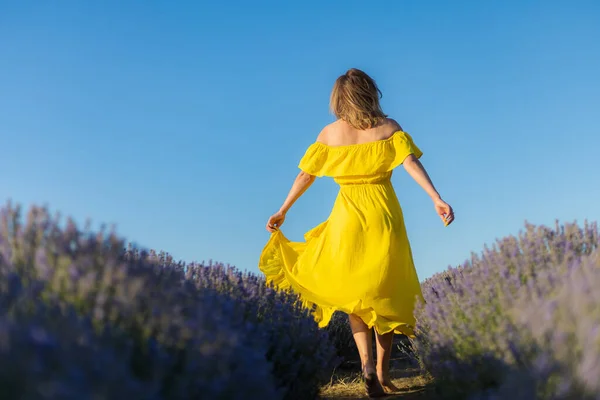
xmin=315 ymin=120 xmax=341 ymax=144
xmin=313 ymin=118 xmax=403 ymax=146
xmin=383 ymin=117 xmax=403 ymax=132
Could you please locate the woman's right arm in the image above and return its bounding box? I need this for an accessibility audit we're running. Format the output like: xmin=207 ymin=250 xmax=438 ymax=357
xmin=277 ymin=171 xmax=316 ymax=215
xmin=403 ymin=154 xmax=454 ymax=226
xmin=265 ymin=171 xmax=316 ymax=232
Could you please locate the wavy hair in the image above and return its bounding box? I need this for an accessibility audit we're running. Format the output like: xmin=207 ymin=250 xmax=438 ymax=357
xmin=329 ymin=68 xmax=387 ymax=130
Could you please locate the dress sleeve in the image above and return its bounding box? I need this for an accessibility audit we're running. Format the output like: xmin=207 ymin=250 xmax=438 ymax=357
xmin=387 ymin=132 xmax=423 ymax=169
xmin=298 ymin=144 xmax=330 ymax=177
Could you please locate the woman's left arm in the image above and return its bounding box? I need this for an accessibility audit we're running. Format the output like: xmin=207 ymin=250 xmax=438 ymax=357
xmin=403 ymin=154 xmax=455 ymax=226
xmin=266 ymin=171 xmax=316 ymax=232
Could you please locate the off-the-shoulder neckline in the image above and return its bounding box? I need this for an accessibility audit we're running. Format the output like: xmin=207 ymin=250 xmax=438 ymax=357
xmin=311 ymin=130 xmax=405 ymax=149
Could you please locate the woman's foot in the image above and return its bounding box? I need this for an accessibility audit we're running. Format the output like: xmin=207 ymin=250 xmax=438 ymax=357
xmin=377 ymin=372 xmax=400 ymax=393
xmin=380 ymin=381 xmax=400 ymax=393
xmin=363 ymin=366 xmax=386 ymax=398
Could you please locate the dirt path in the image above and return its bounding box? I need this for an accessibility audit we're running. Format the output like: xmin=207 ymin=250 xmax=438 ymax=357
xmin=319 ymin=363 xmax=434 ymax=399
xmin=320 ymin=333 xmax=436 ymax=399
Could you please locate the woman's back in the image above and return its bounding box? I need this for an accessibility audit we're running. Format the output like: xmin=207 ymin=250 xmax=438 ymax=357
xmin=316 ymin=118 xmax=403 ymax=147
xmin=297 ymin=120 xmax=421 ymax=181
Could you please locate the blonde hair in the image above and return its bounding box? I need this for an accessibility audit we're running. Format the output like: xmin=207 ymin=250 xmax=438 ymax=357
xmin=329 ymin=68 xmax=387 ymax=130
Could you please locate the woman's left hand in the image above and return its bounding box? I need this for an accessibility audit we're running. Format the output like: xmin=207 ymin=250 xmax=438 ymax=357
xmin=433 ymin=197 xmax=454 ymax=226
xmin=266 ymin=211 xmax=286 ymax=232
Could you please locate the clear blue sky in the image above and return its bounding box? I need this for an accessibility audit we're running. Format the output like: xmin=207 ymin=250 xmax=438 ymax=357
xmin=1 ymin=1 xmax=599 ymax=280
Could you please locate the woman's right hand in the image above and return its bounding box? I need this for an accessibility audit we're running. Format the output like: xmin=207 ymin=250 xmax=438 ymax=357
xmin=433 ymin=197 xmax=454 ymax=226
xmin=266 ymin=211 xmax=286 ymax=233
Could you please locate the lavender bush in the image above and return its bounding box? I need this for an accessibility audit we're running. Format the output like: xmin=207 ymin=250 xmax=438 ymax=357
xmin=169 ymin=260 xmax=339 ymax=399
xmin=0 ymin=272 xmax=156 ymax=399
xmin=0 ymin=203 xmax=280 ymax=399
xmin=412 ymin=221 xmax=600 ymax=399
xmin=324 ymin=311 xmax=357 ymax=366
xmin=475 ymin=249 xmax=600 ymax=399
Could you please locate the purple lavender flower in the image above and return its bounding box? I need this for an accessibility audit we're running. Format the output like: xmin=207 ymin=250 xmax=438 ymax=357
xmin=412 ymin=220 xmax=600 ymax=399
xmin=0 ymin=202 xmax=280 ymax=399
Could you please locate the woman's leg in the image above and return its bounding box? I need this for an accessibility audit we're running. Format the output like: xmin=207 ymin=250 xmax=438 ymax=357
xmin=348 ymin=314 xmax=385 ymax=397
xmin=348 ymin=314 xmax=375 ymax=374
xmin=375 ymin=331 xmax=400 ymax=392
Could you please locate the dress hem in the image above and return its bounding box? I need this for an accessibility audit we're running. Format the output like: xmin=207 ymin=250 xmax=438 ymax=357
xmin=258 ymin=230 xmax=417 ymax=338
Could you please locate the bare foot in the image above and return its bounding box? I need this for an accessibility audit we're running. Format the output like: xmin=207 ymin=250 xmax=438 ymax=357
xmin=381 ymin=382 xmax=401 ymax=393
xmin=363 ymin=366 xmax=386 ymax=398
xmin=378 ymin=374 xmax=400 ymax=393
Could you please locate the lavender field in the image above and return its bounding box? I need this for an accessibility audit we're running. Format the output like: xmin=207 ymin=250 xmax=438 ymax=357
xmin=413 ymin=220 xmax=600 ymax=399
xmin=1 ymin=201 xmax=598 ymax=400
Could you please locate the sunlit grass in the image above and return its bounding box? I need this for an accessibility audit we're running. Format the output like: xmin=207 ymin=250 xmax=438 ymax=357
xmin=320 ymin=366 xmax=433 ymax=399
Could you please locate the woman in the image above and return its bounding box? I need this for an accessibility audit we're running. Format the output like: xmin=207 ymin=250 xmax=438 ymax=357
xmin=259 ymin=68 xmax=454 ymax=398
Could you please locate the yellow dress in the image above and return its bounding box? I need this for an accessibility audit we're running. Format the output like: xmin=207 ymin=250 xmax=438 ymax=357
xmin=258 ymin=130 xmax=424 ymax=337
